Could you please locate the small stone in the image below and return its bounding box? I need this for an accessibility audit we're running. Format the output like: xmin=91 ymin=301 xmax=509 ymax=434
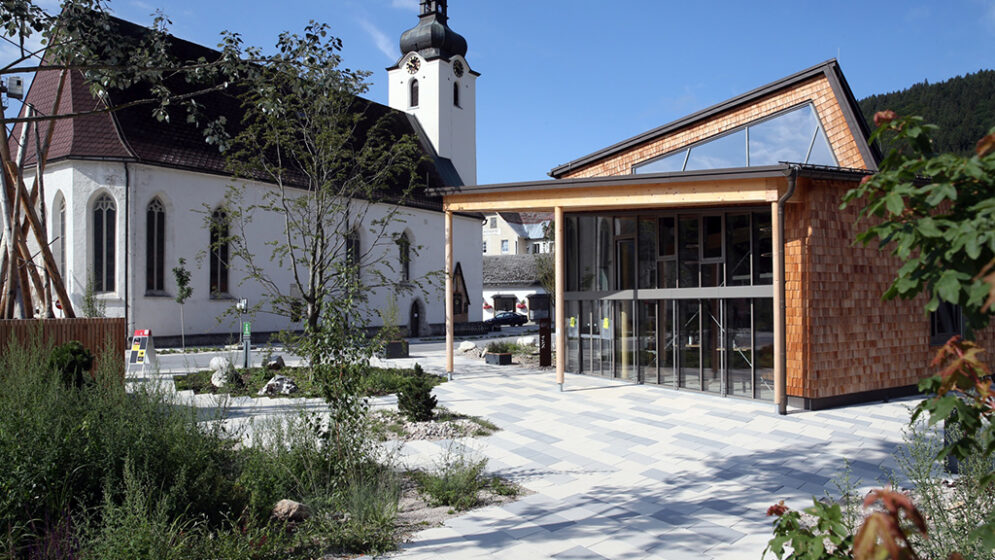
xmin=458 ymin=341 xmax=477 ymax=352
xmin=272 ymin=499 xmax=311 ymax=522
xmin=516 ymin=336 xmax=537 ymax=347
xmin=265 ymin=355 xmax=286 ymax=370
xmin=258 ymin=375 xmax=299 ymax=396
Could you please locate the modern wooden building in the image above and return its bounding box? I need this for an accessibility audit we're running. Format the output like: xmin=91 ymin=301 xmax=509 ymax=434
xmin=433 ymin=60 xmax=992 ymax=412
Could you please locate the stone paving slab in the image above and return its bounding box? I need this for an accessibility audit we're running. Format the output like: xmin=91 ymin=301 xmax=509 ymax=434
xmin=380 ymin=349 xmax=918 ymax=559
xmin=139 ymin=345 xmax=918 ymax=559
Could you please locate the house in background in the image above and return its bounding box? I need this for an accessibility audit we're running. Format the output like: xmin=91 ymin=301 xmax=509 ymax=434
xmin=436 ymin=59 xmax=995 ymax=411
xmin=11 ymin=0 xmax=482 ymax=342
xmin=482 ymin=212 xmax=552 ymax=255
xmin=482 ymin=254 xmax=550 ymax=322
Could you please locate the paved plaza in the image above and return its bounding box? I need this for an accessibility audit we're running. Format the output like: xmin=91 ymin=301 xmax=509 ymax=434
xmin=389 ymin=347 xmax=915 ymax=560
xmin=145 ymin=342 xmax=918 ymax=560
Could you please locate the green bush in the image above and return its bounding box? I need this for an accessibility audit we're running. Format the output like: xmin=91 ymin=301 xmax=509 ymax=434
xmin=485 ymin=341 xmax=514 ymax=354
xmin=412 ymin=447 xmax=487 ymax=511
xmin=397 ymin=376 xmax=437 ymax=422
xmin=47 ymin=340 xmax=94 ymax=388
xmin=0 ymin=339 xmax=243 ymax=555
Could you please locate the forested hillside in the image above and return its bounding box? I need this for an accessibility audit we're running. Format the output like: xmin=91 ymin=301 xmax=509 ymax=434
xmin=859 ymin=69 xmax=995 ymax=155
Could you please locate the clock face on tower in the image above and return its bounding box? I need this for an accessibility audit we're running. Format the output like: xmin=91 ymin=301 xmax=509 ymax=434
xmin=406 ymin=56 xmax=421 ymax=74
xmin=452 ymin=60 xmax=464 ymax=78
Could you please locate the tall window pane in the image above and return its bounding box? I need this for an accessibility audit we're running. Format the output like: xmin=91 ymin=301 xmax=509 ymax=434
xmin=209 ymin=209 xmax=229 ymax=295
xmin=726 ymin=213 xmax=752 ymax=286
xmin=678 ymin=216 xmax=699 ymax=288
xmin=398 ymin=232 xmax=411 ymax=283
xmin=92 ymin=194 xmax=115 ymax=292
xmin=410 ymin=79 xmax=419 ymax=107
xmin=146 ymin=198 xmax=165 ymax=292
xmin=753 ymin=212 xmax=773 ymax=285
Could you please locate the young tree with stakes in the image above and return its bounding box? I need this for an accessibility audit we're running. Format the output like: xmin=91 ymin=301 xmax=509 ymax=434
xmin=217 ymin=23 xmax=426 ymax=365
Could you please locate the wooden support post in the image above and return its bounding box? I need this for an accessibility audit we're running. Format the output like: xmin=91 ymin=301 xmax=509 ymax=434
xmin=444 ymin=209 xmax=454 ymax=375
xmin=771 ymin=200 xmax=785 ymax=412
xmin=7 ymin=164 xmax=75 ymax=318
xmin=555 ymin=206 xmax=565 ymax=389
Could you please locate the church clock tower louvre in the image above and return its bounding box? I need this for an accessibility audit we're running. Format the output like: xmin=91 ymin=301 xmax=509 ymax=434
xmin=388 ymin=0 xmax=478 ymax=186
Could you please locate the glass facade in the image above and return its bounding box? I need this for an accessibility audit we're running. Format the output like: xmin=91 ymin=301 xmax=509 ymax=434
xmin=564 ymin=209 xmax=775 ymax=401
xmin=634 ymin=103 xmax=837 ymax=174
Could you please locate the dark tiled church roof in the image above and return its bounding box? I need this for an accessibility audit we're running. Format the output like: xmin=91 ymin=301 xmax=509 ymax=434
xmin=10 ymin=14 xmax=463 ymax=211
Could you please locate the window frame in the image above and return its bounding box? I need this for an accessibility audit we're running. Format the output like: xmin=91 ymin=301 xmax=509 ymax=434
xmin=209 ymin=208 xmax=230 ymax=297
xmin=146 ymin=197 xmax=166 ymax=294
xmin=92 ymin=193 xmax=116 ymax=293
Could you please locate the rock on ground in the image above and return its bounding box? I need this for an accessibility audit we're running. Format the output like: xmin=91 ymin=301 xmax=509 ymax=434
xmin=265 ymin=355 xmax=286 ymax=370
xmin=209 ymin=356 xmax=231 ymax=373
xmin=258 ymin=374 xmax=299 ymax=396
xmin=458 ymin=340 xmax=477 ymax=352
xmin=272 ymin=499 xmax=311 ymax=522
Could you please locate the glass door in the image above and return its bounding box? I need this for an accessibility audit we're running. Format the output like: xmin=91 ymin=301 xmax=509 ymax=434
xmin=678 ymin=300 xmax=701 ymax=390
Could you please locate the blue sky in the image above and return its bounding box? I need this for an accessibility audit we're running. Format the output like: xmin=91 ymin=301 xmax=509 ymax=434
xmin=8 ymin=0 xmax=995 ymax=184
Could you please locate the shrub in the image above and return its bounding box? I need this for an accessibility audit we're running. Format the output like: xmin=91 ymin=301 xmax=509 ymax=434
xmin=47 ymin=340 xmax=94 ymax=388
xmin=412 ymin=446 xmax=487 ymax=511
xmin=485 ymin=341 xmax=514 ymax=354
xmin=397 ymin=377 xmax=437 ymax=422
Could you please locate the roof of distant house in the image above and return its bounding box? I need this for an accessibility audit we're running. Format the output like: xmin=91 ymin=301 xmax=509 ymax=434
xmin=495 ymin=212 xmax=551 ymax=240
xmin=482 ymin=254 xmax=543 ymax=286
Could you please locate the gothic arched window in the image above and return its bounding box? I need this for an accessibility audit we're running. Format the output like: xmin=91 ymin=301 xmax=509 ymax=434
xmin=92 ymin=193 xmax=116 ymax=292
xmin=146 ymin=198 xmax=166 ymax=293
xmin=209 ymin=209 xmax=229 ymax=295
xmin=453 ymin=82 xmax=460 ymax=107
xmin=410 ymin=79 xmax=419 ymax=107
xmin=398 ymin=232 xmax=411 ymax=283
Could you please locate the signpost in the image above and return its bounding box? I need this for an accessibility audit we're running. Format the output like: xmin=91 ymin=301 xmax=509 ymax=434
xmin=236 ymin=298 xmax=250 ymax=369
xmin=127 ymin=329 xmax=157 ymax=375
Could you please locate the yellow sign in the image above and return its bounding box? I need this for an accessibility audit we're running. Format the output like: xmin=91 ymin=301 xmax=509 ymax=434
xmin=603 ymin=317 xmax=610 ymax=329
xmin=569 ymin=316 xmax=576 ymax=328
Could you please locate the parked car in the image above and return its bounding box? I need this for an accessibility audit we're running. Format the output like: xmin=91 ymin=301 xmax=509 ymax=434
xmin=484 ymin=311 xmax=528 ymax=328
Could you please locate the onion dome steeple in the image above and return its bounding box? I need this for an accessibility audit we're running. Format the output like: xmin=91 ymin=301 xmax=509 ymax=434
xmin=399 ymin=0 xmax=467 ymax=61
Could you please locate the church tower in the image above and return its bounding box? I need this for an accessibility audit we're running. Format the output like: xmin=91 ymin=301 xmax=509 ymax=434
xmin=388 ymin=0 xmax=477 ymax=185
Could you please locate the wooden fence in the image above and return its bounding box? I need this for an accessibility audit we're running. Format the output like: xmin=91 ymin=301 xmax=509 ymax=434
xmin=0 ymin=318 xmax=127 ymax=375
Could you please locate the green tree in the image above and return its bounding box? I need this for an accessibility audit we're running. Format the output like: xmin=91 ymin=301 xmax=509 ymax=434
xmin=767 ymin=113 xmax=995 ymax=558
xmin=216 ymin=23 xmax=425 ymax=363
xmin=171 ymin=257 xmax=192 ymax=350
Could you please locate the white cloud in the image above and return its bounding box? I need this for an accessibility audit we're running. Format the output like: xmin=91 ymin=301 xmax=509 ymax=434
xmin=391 ymin=0 xmax=419 ymax=12
xmin=130 ymin=0 xmax=154 ymax=11
xmin=358 ymin=18 xmax=397 ymax=61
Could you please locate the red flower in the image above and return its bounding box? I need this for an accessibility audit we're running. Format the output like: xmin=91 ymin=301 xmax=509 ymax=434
xmin=874 ymin=110 xmax=897 ymax=127
xmin=766 ymin=500 xmax=789 ymax=517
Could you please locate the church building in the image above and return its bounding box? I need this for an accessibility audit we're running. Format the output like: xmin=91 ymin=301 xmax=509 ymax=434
xmin=9 ymin=0 xmax=482 ymax=342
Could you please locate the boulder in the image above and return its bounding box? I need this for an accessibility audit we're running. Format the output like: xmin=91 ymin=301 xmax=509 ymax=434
xmin=271 ymin=499 xmax=311 ymax=522
xmin=212 ymin=369 xmax=244 ymax=389
xmin=209 ymin=356 xmax=231 ymax=373
xmin=258 ymin=375 xmax=299 ymax=396
xmin=210 ymin=370 xmax=228 ymax=388
xmin=516 ymin=336 xmax=538 ymax=347
xmin=264 ymin=355 xmax=286 ymax=370
xmin=458 ymin=340 xmax=477 ymax=353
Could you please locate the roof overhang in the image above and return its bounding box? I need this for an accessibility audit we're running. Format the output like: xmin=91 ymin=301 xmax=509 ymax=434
xmin=433 ymin=164 xmax=870 ymax=213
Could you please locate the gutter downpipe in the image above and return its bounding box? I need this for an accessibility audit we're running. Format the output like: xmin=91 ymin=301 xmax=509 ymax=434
xmin=124 ymin=162 xmax=130 ymax=336
xmin=774 ymin=165 xmax=798 ymax=416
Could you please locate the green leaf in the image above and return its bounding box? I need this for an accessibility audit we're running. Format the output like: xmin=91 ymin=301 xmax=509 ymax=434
xmin=935 ymin=269 xmax=963 ymax=303
xmin=916 ymin=217 xmax=942 ymax=238
xmin=885 ymin=192 xmax=904 ymax=216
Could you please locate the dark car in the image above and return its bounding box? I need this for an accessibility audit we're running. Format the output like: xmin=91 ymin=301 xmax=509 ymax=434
xmin=484 ymin=311 xmax=528 ymax=328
